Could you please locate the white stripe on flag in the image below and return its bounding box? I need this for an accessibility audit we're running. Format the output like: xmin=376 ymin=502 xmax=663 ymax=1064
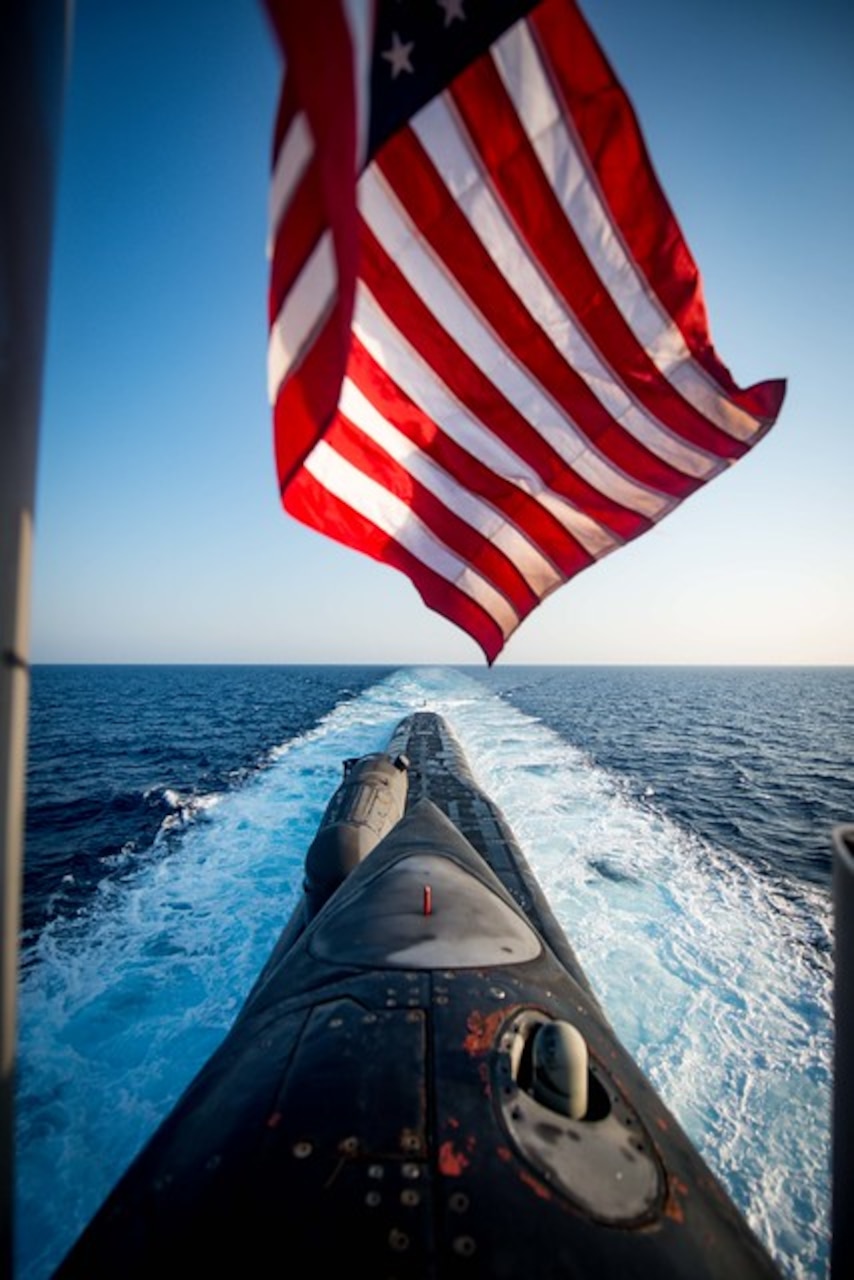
xmin=353 ymin=283 xmax=621 ymax=558
xmin=339 ymin=377 xmax=563 ymax=597
xmin=304 ymin=439 xmax=521 ymax=636
xmin=268 ymin=111 xmax=313 ymax=256
xmin=342 ymin=0 xmax=376 ymax=169
xmin=493 ymin=20 xmax=762 ymax=443
xmin=268 ymin=231 xmax=337 ymax=403
xmin=358 ymin=170 xmax=667 ymax=518
xmin=411 ymin=96 xmax=722 ymax=481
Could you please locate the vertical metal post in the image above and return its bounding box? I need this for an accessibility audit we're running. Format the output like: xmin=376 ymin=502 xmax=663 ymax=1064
xmin=832 ymin=824 xmax=854 ymax=1279
xmin=0 ymin=1 xmax=71 ymax=1269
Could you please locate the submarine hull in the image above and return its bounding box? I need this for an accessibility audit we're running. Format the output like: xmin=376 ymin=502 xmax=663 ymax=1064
xmin=55 ymin=712 xmax=781 ymax=1277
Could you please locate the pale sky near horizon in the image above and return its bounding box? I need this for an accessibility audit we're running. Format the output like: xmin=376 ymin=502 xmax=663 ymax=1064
xmin=30 ymin=0 xmax=854 ymax=666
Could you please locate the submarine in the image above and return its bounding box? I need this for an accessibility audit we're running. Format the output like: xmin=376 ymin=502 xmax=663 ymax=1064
xmin=55 ymin=710 xmax=782 ymax=1277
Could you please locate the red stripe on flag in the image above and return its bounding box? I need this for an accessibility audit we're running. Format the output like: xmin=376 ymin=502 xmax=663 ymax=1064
xmin=283 ymin=465 xmax=507 ymax=662
xmin=373 ymin=126 xmax=707 ymax=498
xmin=325 ymin=416 xmax=541 ymax=617
xmin=269 ymin=155 xmax=325 ymax=330
xmin=273 ymin=315 xmax=344 ymax=494
xmin=448 ymin=55 xmax=750 ymax=461
xmin=530 ymin=0 xmax=785 ymax=424
xmin=346 ymin=337 xmax=595 ymax=580
xmin=358 ymin=224 xmax=652 ymax=542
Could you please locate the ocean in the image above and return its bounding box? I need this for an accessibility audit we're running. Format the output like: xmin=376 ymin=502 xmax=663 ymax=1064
xmin=16 ymin=664 xmax=852 ymax=1278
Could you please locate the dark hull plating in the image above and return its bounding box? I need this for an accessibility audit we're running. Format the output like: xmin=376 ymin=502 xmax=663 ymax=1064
xmin=56 ymin=713 xmax=781 ymax=1277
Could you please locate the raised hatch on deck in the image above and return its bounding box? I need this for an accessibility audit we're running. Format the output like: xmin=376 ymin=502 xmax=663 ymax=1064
xmin=308 ymin=800 xmax=542 ymax=969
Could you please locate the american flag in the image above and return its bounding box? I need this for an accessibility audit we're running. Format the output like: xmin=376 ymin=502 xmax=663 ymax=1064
xmin=264 ymin=0 xmax=785 ymax=663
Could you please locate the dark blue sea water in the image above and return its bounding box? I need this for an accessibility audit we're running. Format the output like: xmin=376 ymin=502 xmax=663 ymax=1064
xmin=17 ymin=665 xmax=853 ymax=1279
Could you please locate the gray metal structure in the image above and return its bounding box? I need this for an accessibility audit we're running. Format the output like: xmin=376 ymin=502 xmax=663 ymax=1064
xmin=0 ymin=2 xmax=70 ymax=1269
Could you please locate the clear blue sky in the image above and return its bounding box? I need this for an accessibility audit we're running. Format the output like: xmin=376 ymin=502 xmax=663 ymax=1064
xmin=31 ymin=0 xmax=854 ymax=665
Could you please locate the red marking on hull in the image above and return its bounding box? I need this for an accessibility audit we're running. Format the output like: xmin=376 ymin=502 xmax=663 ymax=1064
xmin=664 ymin=1175 xmax=689 ymax=1224
xmin=518 ymin=1166 xmax=553 ymax=1202
xmin=463 ymin=1008 xmax=506 ymax=1055
xmin=439 ymin=1141 xmax=471 ymax=1177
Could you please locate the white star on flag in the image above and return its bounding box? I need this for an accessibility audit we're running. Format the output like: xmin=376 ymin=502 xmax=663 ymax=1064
xmin=382 ymin=31 xmax=414 ymax=78
xmin=438 ymin=0 xmax=466 ymax=27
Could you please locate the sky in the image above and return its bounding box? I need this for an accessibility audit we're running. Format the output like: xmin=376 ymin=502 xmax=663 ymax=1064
xmin=30 ymin=0 xmax=854 ymax=666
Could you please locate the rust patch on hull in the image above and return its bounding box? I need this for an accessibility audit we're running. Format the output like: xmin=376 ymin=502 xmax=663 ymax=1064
xmin=664 ymin=1175 xmax=689 ymax=1224
xmin=439 ymin=1141 xmax=471 ymax=1177
xmin=463 ymin=1008 xmax=507 ymax=1055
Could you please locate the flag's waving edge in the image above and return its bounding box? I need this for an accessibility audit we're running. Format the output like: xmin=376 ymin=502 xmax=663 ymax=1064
xmin=264 ymin=0 xmax=785 ymax=664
